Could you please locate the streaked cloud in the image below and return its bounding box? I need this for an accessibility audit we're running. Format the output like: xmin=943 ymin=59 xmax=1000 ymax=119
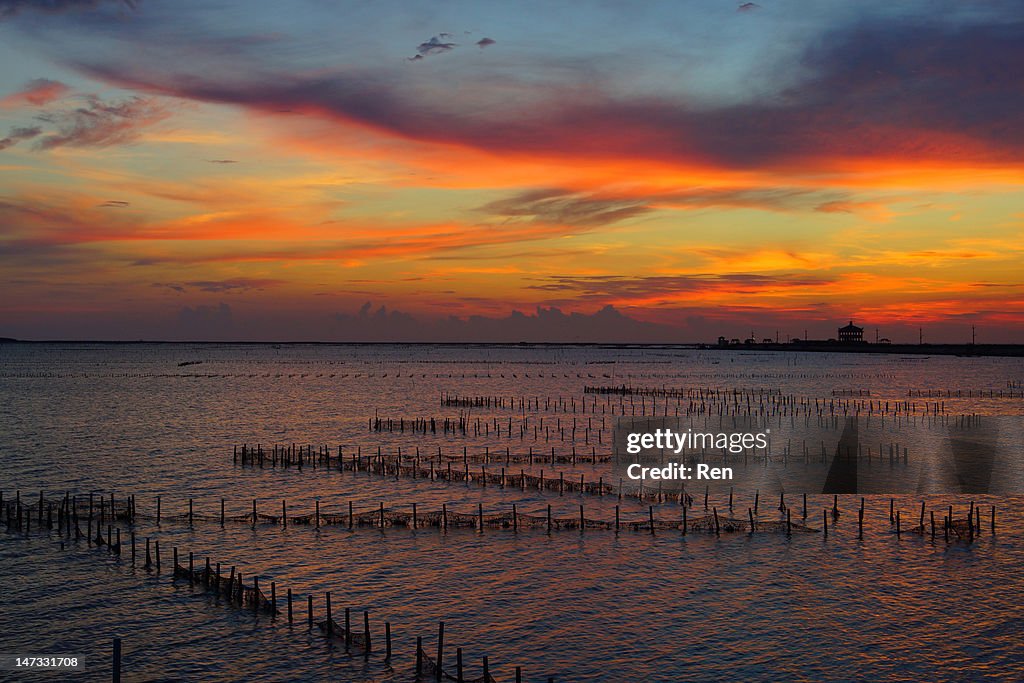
xmin=33 ymin=94 xmax=169 ymax=150
xmin=44 ymin=16 xmax=1024 ymax=170
xmin=478 ymin=189 xmax=650 ymax=227
xmin=155 ymin=278 xmax=283 ymax=293
xmin=0 ymin=0 xmax=135 ymax=19
xmin=0 ymin=125 xmax=41 ymax=150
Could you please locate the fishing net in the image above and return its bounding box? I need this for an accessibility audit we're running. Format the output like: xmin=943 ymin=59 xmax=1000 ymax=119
xmin=418 ymin=645 xmax=497 ymax=683
xmin=241 ymin=444 xmax=613 ymax=467
xmin=7 ymin=491 xmax=818 ymax=535
xmin=234 ymin=506 xmax=814 ymax=534
xmin=316 ymin=619 xmax=369 ymax=651
xmin=172 ymin=562 xmax=278 ymax=615
xmin=907 ymin=517 xmax=978 ymax=539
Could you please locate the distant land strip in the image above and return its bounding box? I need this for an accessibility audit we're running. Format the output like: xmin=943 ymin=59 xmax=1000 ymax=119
xmin=1 ymin=338 xmax=1023 ymax=357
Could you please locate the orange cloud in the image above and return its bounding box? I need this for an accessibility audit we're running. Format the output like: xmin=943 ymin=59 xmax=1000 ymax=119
xmin=0 ymin=79 xmax=70 ymax=108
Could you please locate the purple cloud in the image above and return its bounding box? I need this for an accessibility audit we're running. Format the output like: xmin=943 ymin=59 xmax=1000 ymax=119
xmin=156 ymin=278 xmax=283 ymax=293
xmin=21 ymin=13 xmax=1024 ymax=167
xmin=34 ymin=95 xmax=168 ymax=150
xmin=0 ymin=125 xmax=41 ymax=150
xmin=415 ymin=35 xmax=456 ymax=57
xmin=0 ymin=0 xmax=135 ymax=19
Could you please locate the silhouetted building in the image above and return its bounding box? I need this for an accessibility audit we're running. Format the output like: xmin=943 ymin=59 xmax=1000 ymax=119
xmin=838 ymin=320 xmax=864 ymax=343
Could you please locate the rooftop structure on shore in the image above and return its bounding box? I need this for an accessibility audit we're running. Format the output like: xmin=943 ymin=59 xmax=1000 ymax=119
xmin=838 ymin=321 xmax=864 ymax=343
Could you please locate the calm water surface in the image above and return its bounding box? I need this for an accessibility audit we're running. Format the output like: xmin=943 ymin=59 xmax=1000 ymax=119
xmin=2 ymin=344 xmax=1023 ymax=682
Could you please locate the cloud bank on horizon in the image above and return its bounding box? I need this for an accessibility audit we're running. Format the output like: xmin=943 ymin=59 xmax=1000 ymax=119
xmin=0 ymin=0 xmax=1022 ymax=342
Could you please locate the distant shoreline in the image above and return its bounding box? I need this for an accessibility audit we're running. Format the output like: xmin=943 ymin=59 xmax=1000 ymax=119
xmin=707 ymin=341 xmax=1024 ymax=358
xmin=1 ymin=338 xmax=1023 ymax=357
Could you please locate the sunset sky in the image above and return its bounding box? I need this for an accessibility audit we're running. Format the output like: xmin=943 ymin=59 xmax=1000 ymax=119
xmin=1 ymin=0 xmax=1022 ymax=342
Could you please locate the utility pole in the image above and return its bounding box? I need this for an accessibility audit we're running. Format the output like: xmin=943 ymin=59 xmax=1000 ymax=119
xmin=972 ymin=325 xmax=976 ymax=345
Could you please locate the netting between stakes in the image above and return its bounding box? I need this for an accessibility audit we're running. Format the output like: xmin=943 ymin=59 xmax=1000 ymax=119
xmin=9 ymin=492 xmax=818 ymax=535
xmin=186 ymin=508 xmax=814 ymax=533
xmin=418 ymin=646 xmax=497 ymax=683
xmin=173 ymin=563 xmax=278 ymax=615
xmin=244 ymin=451 xmax=721 ymax=503
xmin=907 ymin=517 xmax=977 ymax=538
xmin=316 ymin=619 xmax=369 ymax=651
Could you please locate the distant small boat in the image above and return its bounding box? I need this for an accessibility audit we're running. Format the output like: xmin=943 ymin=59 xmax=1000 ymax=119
xmin=177 ymin=360 xmax=203 ymax=367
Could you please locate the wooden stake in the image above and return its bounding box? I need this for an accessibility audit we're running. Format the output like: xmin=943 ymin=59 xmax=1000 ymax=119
xmin=436 ymin=622 xmax=445 ymax=682
xmin=858 ymin=498 xmax=864 ymax=539
xmin=113 ymin=638 xmax=121 ymax=683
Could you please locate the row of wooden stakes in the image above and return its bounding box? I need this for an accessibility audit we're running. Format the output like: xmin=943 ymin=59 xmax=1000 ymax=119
xmin=3 ymin=487 xmax=996 ymax=544
xmin=1 ymin=507 xmax=549 ymax=682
